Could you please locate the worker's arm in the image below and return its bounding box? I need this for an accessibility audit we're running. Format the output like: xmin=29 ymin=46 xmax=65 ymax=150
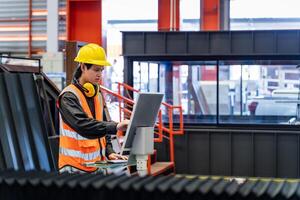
xmin=105 ymin=135 xmax=115 ymax=156
xmin=59 ymin=92 xmax=118 ymax=139
xmin=106 ymin=135 xmax=128 ymax=160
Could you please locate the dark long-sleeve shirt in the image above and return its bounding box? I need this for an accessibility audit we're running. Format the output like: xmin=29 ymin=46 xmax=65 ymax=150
xmin=58 ymin=89 xmax=117 ymax=156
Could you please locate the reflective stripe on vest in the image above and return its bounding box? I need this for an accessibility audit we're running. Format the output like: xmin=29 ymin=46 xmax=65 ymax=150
xmin=60 ymin=125 xmax=89 ymax=141
xmin=59 ymin=147 xmax=101 ymax=161
xmin=58 ymin=84 xmax=106 ymax=172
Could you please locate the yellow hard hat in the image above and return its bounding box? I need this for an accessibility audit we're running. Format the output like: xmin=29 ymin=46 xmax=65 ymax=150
xmin=74 ymin=43 xmax=111 ymax=66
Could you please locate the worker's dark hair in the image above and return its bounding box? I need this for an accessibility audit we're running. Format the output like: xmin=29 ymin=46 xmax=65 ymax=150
xmin=73 ymin=63 xmax=93 ymax=79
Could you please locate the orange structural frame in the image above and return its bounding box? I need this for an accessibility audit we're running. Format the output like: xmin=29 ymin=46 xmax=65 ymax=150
xmin=158 ymin=0 xmax=180 ymax=31
xmin=67 ymin=0 xmax=102 ymax=44
xmin=201 ymin=0 xmax=220 ymax=30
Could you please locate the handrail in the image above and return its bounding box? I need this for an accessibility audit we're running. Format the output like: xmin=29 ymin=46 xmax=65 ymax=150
xmin=100 ymin=83 xmax=184 ymax=167
xmin=116 ymin=83 xmax=166 ymax=143
xmin=101 ymin=85 xmax=165 ymax=140
xmin=118 ymin=82 xmax=140 ymax=93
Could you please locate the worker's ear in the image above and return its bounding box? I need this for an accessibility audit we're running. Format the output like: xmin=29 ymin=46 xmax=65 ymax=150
xmin=80 ymin=63 xmax=86 ymax=72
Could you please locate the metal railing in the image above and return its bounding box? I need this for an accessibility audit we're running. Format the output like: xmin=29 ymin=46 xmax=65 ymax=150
xmin=100 ymin=83 xmax=184 ymax=167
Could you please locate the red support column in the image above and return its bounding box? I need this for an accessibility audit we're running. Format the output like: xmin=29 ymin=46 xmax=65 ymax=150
xmin=201 ymin=0 xmax=220 ymax=30
xmin=158 ymin=0 xmax=180 ymax=31
xmin=28 ymin=0 xmax=32 ymax=57
xmin=158 ymin=0 xmax=180 ymax=164
xmin=67 ymin=0 xmax=102 ymax=44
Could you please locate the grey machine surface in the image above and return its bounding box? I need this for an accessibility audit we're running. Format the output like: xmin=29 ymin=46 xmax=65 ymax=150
xmin=119 ymin=92 xmax=163 ymax=176
xmin=89 ymin=92 xmax=163 ymax=174
xmin=121 ymin=93 xmax=164 ymax=159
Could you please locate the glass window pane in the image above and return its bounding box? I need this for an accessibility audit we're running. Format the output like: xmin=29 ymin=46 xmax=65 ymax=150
xmin=184 ymin=63 xmax=217 ymax=123
xmin=149 ymin=63 xmax=159 ymax=92
xmin=133 ymin=61 xmax=149 ymax=93
xmin=219 ymin=60 xmax=300 ymax=125
xmin=133 ymin=61 xmax=218 ymax=124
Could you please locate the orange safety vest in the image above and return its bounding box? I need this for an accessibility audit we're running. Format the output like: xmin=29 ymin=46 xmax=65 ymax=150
xmin=58 ymin=84 xmax=107 ymax=172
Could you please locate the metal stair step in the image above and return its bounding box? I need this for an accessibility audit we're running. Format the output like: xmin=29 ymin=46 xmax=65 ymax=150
xmin=150 ymin=162 xmax=174 ymax=176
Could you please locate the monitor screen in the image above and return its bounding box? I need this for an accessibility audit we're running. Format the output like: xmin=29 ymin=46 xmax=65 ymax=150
xmin=120 ymin=92 xmax=163 ymax=154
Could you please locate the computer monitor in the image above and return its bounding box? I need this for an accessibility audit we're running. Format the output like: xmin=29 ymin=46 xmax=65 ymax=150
xmin=120 ymin=92 xmax=164 ymax=155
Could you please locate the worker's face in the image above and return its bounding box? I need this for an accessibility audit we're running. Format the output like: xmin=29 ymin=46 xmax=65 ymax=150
xmin=81 ymin=64 xmax=104 ymax=84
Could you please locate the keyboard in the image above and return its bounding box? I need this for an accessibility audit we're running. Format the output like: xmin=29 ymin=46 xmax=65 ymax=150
xmin=107 ymin=159 xmax=128 ymax=164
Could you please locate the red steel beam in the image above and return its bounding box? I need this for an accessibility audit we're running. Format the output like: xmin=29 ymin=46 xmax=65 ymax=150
xmin=201 ymin=0 xmax=220 ymax=30
xmin=67 ymin=0 xmax=102 ymax=45
xmin=158 ymin=0 xmax=180 ymax=31
xmin=28 ymin=0 xmax=32 ymax=57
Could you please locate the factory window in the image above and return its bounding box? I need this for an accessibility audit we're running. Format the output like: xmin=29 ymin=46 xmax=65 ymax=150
xmin=133 ymin=61 xmax=217 ymax=124
xmin=218 ymin=60 xmax=300 ymax=125
xmin=230 ymin=0 xmax=300 ymax=30
xmin=131 ymin=59 xmax=300 ymax=125
xmin=133 ymin=62 xmax=159 ymax=94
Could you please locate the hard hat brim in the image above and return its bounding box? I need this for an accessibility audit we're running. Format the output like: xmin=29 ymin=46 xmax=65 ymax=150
xmin=74 ymin=58 xmax=112 ymax=66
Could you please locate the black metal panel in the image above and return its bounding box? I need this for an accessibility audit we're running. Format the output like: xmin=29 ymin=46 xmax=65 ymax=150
xmin=166 ymin=32 xmax=186 ymax=54
xmin=210 ymin=32 xmax=231 ymax=54
xmin=188 ymin=131 xmax=210 ymax=175
xmin=0 ymin=72 xmax=55 ymax=172
xmin=277 ymin=134 xmax=298 ymax=178
xmin=48 ymin=137 xmax=59 ymax=168
xmin=231 ymin=32 xmax=253 ymax=54
xmin=123 ymin=32 xmax=144 ymax=55
xmin=3 ymin=73 xmax=37 ymax=171
xmin=123 ymin=57 xmax=134 ymax=88
xmin=123 ymin=30 xmax=300 ymax=57
xmin=255 ymin=134 xmax=275 ymax=177
xmin=19 ymin=74 xmax=53 ymax=171
xmin=0 ymin=142 xmax=5 ymax=170
xmin=172 ymin=134 xmax=188 ymax=174
xmin=0 ymin=73 xmax=24 ymax=170
xmin=211 ymin=132 xmax=230 ymax=175
xmin=154 ymin=138 xmax=169 ymax=162
xmin=188 ymin=32 xmax=209 ymax=54
xmin=145 ymin=32 xmax=166 ymax=55
xmin=277 ymin=31 xmax=300 ymax=54
xmin=169 ymin=128 xmax=300 ymax=178
xmin=40 ymin=72 xmax=60 ymax=137
xmin=232 ymin=133 xmax=252 ymax=177
xmin=254 ymin=31 xmax=275 ymax=54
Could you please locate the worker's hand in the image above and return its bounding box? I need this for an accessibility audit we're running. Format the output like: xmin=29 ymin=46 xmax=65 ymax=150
xmin=108 ymin=153 xmax=128 ymax=160
xmin=117 ymin=119 xmax=130 ymax=131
